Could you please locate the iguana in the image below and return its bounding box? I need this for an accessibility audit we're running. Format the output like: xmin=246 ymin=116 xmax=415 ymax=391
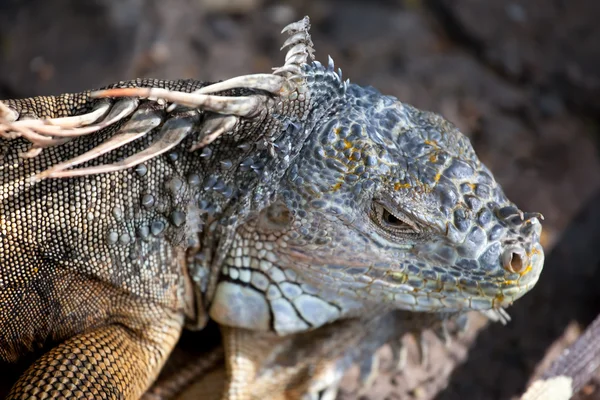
xmin=0 ymin=16 xmax=545 ymax=399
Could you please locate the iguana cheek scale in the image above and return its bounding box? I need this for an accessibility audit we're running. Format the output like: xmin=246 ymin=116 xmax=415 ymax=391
xmin=0 ymin=16 xmax=544 ymax=400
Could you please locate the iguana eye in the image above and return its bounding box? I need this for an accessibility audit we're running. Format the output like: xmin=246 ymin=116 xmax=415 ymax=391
xmin=371 ymin=202 xmax=420 ymax=236
xmin=382 ymin=209 xmax=404 ymax=226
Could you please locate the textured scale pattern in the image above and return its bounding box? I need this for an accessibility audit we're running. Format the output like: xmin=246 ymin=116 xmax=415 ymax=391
xmin=0 ymin=69 xmax=313 ymax=397
xmin=0 ymin=78 xmax=280 ymax=398
xmin=0 ymin=17 xmax=545 ymax=400
xmin=8 ymin=309 xmax=182 ymax=400
xmin=1 ymin=80 xmax=212 ymax=362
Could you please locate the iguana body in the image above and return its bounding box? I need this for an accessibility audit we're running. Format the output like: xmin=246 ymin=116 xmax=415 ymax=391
xmin=0 ymin=17 xmax=545 ymax=399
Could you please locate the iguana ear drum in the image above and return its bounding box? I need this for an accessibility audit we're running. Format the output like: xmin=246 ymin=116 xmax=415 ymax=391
xmin=258 ymin=202 xmax=294 ymax=231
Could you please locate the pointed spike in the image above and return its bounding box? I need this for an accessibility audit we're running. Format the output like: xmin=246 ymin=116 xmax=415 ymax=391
xmin=240 ymin=157 xmax=254 ymax=168
xmin=221 ymin=185 xmax=234 ymax=198
xmin=93 ymin=88 xmax=263 ymax=119
xmin=220 ymin=160 xmax=232 ymax=169
xmin=92 ymin=87 xmax=153 ymax=99
xmin=135 ymin=164 xmax=147 ymax=176
xmin=272 ymin=64 xmax=302 ymax=77
xmin=165 ymin=102 xmax=181 ymax=113
xmin=190 ymin=115 xmax=237 ymax=151
xmin=337 ymin=67 xmax=343 ymax=81
xmin=200 ymin=147 xmax=212 ymax=158
xmin=286 ymin=121 xmax=302 ymax=135
xmin=203 ymin=176 xmax=217 ymax=191
xmin=284 ymin=43 xmax=309 ymax=62
xmin=212 ymin=179 xmax=226 ymax=192
xmin=280 ymin=31 xmax=309 ymax=50
xmin=36 ymin=98 xmax=139 ymax=138
xmin=195 ymin=95 xmax=263 ymax=118
xmin=281 ymin=16 xmax=310 ymax=34
xmin=284 ymin=53 xmax=308 ymax=67
xmin=6 ymin=123 xmax=67 ymax=147
xmin=221 ymin=185 xmax=235 ymax=199
xmin=34 ymin=115 xmax=196 ymax=180
xmin=267 ymin=143 xmax=277 ymax=158
xmin=327 ymin=55 xmax=335 ymax=71
xmin=34 ymin=106 xmax=163 ymax=180
xmin=43 ymin=101 xmax=110 ymax=128
xmin=10 ymin=121 xmax=102 ymax=138
xmin=195 ymin=74 xmax=285 ymax=96
xmin=198 ymin=199 xmax=211 ymax=211
xmin=0 ymin=99 xmax=132 ymax=150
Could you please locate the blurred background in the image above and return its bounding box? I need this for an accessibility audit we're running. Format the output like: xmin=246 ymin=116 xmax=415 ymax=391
xmin=1 ymin=0 xmax=599 ymax=398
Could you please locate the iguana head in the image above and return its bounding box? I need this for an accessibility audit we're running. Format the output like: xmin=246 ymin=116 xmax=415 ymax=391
xmin=210 ymin=52 xmax=544 ymax=335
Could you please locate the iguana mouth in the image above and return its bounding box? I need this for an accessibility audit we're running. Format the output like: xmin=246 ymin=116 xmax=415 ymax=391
xmin=281 ymin=237 xmax=544 ymax=314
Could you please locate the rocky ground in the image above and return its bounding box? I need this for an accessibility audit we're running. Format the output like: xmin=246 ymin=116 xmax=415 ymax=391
xmin=1 ymin=0 xmax=599 ymax=398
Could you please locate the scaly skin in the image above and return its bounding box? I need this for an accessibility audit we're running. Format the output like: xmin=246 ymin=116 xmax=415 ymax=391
xmin=0 ymin=17 xmax=544 ymax=399
xmin=211 ymin=71 xmax=545 ymax=334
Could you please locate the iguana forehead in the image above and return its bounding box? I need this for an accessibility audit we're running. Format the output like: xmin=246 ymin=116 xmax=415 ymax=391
xmin=298 ymin=75 xmax=495 ymax=215
xmin=329 ymin=84 xmax=479 ymax=171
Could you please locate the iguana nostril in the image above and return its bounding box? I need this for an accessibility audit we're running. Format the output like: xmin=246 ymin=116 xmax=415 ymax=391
xmin=502 ymin=248 xmax=526 ymax=273
xmin=510 ymin=252 xmax=524 ymax=272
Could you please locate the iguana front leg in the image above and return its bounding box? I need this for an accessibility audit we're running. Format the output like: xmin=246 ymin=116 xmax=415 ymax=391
xmin=7 ymin=308 xmax=183 ymax=400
